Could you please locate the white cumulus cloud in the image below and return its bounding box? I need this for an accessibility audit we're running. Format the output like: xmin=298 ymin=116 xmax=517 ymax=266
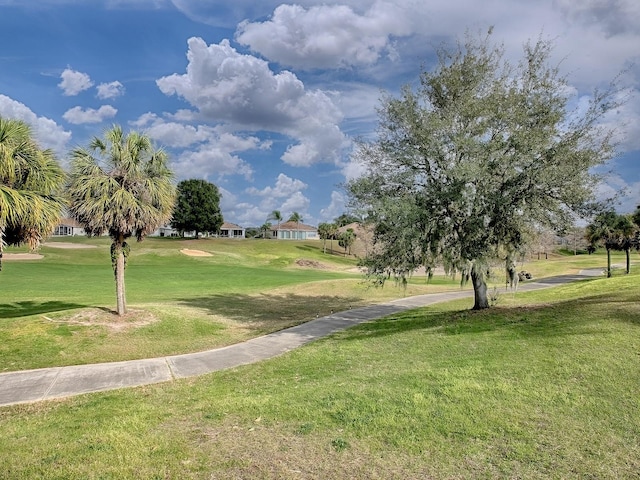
xmin=96 ymin=81 xmax=125 ymax=99
xmin=63 ymin=105 xmax=117 ymax=124
xmin=0 ymin=94 xmax=71 ymax=157
xmin=236 ymin=2 xmax=412 ymax=69
xmin=58 ymin=68 xmax=93 ymax=96
xmin=156 ymin=37 xmax=347 ymax=166
xmin=246 ymin=173 xmax=307 ymax=198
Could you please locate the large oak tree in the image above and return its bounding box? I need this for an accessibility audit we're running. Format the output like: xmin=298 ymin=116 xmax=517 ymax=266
xmin=171 ymin=179 xmax=223 ymax=238
xmin=347 ymin=31 xmax=618 ymax=309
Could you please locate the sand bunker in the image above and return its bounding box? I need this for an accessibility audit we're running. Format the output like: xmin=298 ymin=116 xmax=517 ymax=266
xmin=42 ymin=242 xmax=97 ymax=249
xmin=3 ymin=253 xmax=44 ymax=260
xmin=180 ymin=249 xmax=213 ymax=257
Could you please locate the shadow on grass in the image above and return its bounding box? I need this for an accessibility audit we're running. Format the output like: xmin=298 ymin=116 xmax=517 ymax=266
xmin=178 ymin=293 xmax=363 ymax=329
xmin=0 ymin=300 xmax=87 ymax=318
xmin=337 ymin=293 xmax=640 ymax=341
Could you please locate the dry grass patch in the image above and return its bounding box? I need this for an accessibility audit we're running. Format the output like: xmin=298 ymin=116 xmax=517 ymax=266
xmin=295 ymin=258 xmax=329 ymax=269
xmin=44 ymin=308 xmax=160 ymax=332
xmin=167 ymin=416 xmax=434 ymax=480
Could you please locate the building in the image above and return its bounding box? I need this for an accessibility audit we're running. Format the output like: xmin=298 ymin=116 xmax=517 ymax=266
xmin=271 ymin=221 xmax=318 ymax=240
xmin=53 ymin=218 xmax=85 ymax=236
xmin=218 ymin=222 xmax=245 ymax=238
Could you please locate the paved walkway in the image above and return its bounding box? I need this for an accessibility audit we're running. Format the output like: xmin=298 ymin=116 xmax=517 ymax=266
xmin=0 ymin=271 xmax=601 ymax=407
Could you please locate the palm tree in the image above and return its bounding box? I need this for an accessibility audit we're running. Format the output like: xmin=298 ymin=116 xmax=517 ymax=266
xmin=338 ymin=228 xmax=356 ymax=256
xmin=614 ymin=214 xmax=636 ymax=274
xmin=67 ymin=125 xmax=175 ymax=315
xmin=328 ymin=222 xmax=338 ymax=254
xmin=260 ymin=222 xmax=272 ymax=239
xmin=586 ymin=211 xmax=618 ymax=278
xmin=318 ymin=222 xmax=331 ymax=253
xmin=267 ymin=210 xmax=282 ymax=239
xmin=288 ymin=212 xmax=303 ymax=240
xmin=0 ymin=117 xmax=65 ymax=270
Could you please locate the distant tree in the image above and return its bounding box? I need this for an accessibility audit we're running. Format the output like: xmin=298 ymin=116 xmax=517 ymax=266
xmin=338 ymin=228 xmax=356 ymax=256
xmin=288 ymin=212 xmax=303 ymax=240
xmin=171 ymin=179 xmax=223 ymax=238
xmin=614 ymin=214 xmax=636 ymax=274
xmin=244 ymin=227 xmax=260 ymax=238
xmin=259 ymin=222 xmax=272 ymax=239
xmin=347 ymin=31 xmax=618 ymax=309
xmin=633 ymin=205 xmax=640 ymax=230
xmin=267 ymin=210 xmax=282 ymax=238
xmin=334 ymin=213 xmax=361 ymax=227
xmin=318 ymin=222 xmax=334 ymax=253
xmin=67 ymin=125 xmax=175 ymax=316
xmin=327 ymin=223 xmax=339 ymax=253
xmin=0 ymin=117 xmax=65 ymax=270
xmin=586 ymin=211 xmax=619 ymax=278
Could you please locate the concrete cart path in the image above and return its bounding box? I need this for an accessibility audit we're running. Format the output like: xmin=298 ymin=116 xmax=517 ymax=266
xmin=0 ymin=271 xmax=601 ymax=407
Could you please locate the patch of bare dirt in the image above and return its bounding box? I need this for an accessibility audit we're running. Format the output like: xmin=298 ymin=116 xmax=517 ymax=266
xmin=43 ymin=308 xmax=159 ymax=332
xmin=180 ymin=249 xmax=213 ymax=257
xmin=295 ymin=258 xmax=328 ymax=269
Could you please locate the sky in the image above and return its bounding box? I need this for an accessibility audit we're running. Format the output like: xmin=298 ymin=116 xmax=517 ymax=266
xmin=1 ymin=0 xmax=639 ymax=228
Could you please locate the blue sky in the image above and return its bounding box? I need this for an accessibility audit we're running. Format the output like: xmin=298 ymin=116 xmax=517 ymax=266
xmin=1 ymin=0 xmax=639 ymax=227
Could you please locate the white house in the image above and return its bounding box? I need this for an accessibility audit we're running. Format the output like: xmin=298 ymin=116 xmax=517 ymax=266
xmin=218 ymin=222 xmax=245 ymax=238
xmin=271 ymin=221 xmax=318 ymax=240
xmin=53 ymin=218 xmax=85 ymax=236
xmin=150 ymin=224 xmax=181 ymax=237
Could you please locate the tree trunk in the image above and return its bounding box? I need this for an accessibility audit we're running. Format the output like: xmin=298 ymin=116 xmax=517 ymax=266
xmin=114 ymin=237 xmax=127 ymax=316
xmin=606 ymin=247 xmax=611 ymax=278
xmin=0 ymin=226 xmax=4 ymax=272
xmin=626 ymin=248 xmax=630 ymax=274
xmin=471 ymin=265 xmax=490 ymax=310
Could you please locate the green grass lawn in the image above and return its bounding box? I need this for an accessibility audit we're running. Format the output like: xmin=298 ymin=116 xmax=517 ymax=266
xmin=0 ymin=237 xmax=632 ymax=372
xmin=1 ymin=236 xmax=470 ymax=371
xmin=0 ymin=270 xmax=638 ymax=478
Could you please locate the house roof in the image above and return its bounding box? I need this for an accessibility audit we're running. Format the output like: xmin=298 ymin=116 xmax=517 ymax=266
xmin=271 ymin=221 xmax=317 ymax=231
xmin=221 ymin=222 xmax=243 ymax=230
xmin=57 ymin=217 xmax=83 ymax=228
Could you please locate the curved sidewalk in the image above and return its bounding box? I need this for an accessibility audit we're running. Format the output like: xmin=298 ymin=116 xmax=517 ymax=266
xmin=0 ymin=271 xmax=599 ymax=407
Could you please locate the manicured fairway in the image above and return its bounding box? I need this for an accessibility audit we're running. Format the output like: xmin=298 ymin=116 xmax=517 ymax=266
xmin=0 ymin=238 xmax=629 ymax=372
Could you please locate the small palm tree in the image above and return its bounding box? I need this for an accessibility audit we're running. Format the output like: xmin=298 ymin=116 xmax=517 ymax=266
xmin=614 ymin=214 xmax=636 ymax=274
xmin=586 ymin=211 xmax=618 ymax=278
xmin=67 ymin=125 xmax=175 ymax=315
xmin=318 ymin=222 xmax=332 ymax=253
xmin=338 ymin=228 xmax=356 ymax=256
xmin=0 ymin=117 xmax=65 ymax=270
xmin=267 ymin=210 xmax=282 ymax=239
xmin=327 ymin=222 xmax=338 ymax=253
xmin=260 ymin=222 xmax=272 ymax=239
xmin=288 ymin=212 xmax=303 ymax=240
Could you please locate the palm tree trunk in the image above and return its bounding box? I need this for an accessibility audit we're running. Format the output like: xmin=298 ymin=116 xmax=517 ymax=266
xmin=114 ymin=237 xmax=127 ymax=315
xmin=625 ymin=247 xmax=630 ymax=274
xmin=0 ymin=226 xmax=4 ymax=272
xmin=471 ymin=265 xmax=490 ymax=310
xmin=606 ymin=247 xmax=611 ymax=278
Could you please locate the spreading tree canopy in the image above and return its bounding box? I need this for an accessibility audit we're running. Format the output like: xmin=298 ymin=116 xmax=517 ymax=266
xmin=0 ymin=117 xmax=65 ymax=270
xmin=171 ymin=179 xmax=223 ymax=238
xmin=67 ymin=125 xmax=175 ymax=315
xmin=347 ymin=31 xmax=619 ymax=309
